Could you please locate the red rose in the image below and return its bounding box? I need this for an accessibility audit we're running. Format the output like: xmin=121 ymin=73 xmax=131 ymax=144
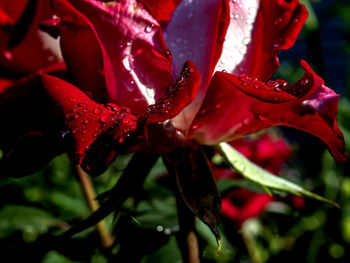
xmin=0 ymin=0 xmax=346 ymax=177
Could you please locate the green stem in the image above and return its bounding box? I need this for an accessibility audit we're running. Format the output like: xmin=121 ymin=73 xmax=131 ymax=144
xmin=74 ymin=165 xmax=114 ymax=248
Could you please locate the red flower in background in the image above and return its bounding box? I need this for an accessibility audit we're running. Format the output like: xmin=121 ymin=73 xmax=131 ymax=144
xmin=0 ymin=0 xmax=347 ymax=177
xmin=214 ymin=133 xmax=296 ymax=227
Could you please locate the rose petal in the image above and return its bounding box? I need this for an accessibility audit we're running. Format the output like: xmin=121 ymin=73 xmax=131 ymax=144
xmin=163 ymin=0 xmax=230 ymax=132
xmin=215 ymin=0 xmax=308 ymax=82
xmin=189 ymin=60 xmax=347 ymax=163
xmin=40 ymin=74 xmax=138 ymax=169
xmin=145 ymin=60 xmax=201 ymax=123
xmin=138 ymin=0 xmax=182 ymax=26
xmin=0 ymin=64 xmax=67 ymax=177
xmin=0 ymin=0 xmax=62 ymax=73
xmin=53 ymin=0 xmax=173 ymax=114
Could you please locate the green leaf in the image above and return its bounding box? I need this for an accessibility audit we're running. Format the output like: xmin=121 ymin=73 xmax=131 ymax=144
xmin=0 ymin=205 xmax=65 ymax=239
xmin=164 ymin=144 xmax=222 ymax=247
xmin=216 ymin=142 xmax=339 ymax=208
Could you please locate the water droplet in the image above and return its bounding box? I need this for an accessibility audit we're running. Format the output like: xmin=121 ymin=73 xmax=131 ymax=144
xmin=82 ymin=130 xmax=88 ymax=135
xmin=274 ymin=17 xmax=283 ymax=25
xmin=242 ymin=37 xmax=250 ymax=45
xmin=301 ymin=78 xmax=309 ymax=85
xmin=100 ymin=114 xmax=115 ymax=123
xmin=239 ymin=164 xmax=245 ymax=172
xmin=215 ymin=104 xmax=221 ymax=109
xmin=126 ymin=40 xmax=133 ymax=46
xmin=74 ymin=114 xmax=81 ymax=119
xmin=293 ymin=18 xmax=299 ymax=23
xmin=83 ymin=109 xmax=89 ymax=113
xmin=257 ymin=115 xmax=269 ymax=121
xmin=233 ymin=14 xmax=239 ymax=19
xmin=192 ymin=125 xmax=199 ymax=129
xmin=156 ymin=225 xmax=164 ymax=232
xmin=165 ymin=49 xmax=172 ymax=58
xmin=144 ymin=24 xmax=154 ymax=33
xmin=243 ymin=118 xmax=251 ymax=125
xmin=222 ymin=69 xmax=227 ymax=73
xmin=93 ymin=108 xmax=102 ymax=115
xmin=254 ymin=84 xmax=260 ymax=89
xmin=3 ymin=51 xmax=13 ymax=60
xmin=274 ymin=87 xmax=282 ymax=92
xmin=238 ymin=74 xmax=249 ymax=84
xmin=72 ymin=128 xmax=78 ymax=134
xmin=188 ymin=65 xmax=197 ymax=73
xmin=82 ymin=119 xmax=90 ymax=124
xmin=106 ymin=103 xmax=119 ymax=112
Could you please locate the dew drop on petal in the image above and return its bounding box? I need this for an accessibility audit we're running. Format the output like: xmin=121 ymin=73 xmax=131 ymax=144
xmin=301 ymin=78 xmax=309 ymax=85
xmin=243 ymin=118 xmax=251 ymax=125
xmin=100 ymin=114 xmax=115 ymax=123
xmin=74 ymin=114 xmax=81 ymax=119
xmin=242 ymin=37 xmax=250 ymax=45
xmin=274 ymin=17 xmax=283 ymax=25
xmin=144 ymin=24 xmax=154 ymax=33
xmin=3 ymin=51 xmax=13 ymax=60
xmin=93 ymin=108 xmax=102 ymax=115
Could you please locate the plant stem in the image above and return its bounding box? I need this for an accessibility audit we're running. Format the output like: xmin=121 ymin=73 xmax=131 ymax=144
xmin=176 ymin=196 xmax=200 ymax=263
xmin=74 ymin=165 xmax=114 ymax=248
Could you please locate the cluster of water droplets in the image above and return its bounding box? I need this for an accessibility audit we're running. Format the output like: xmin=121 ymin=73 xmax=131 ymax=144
xmin=62 ymin=98 xmax=137 ymax=148
xmin=237 ymin=74 xmax=289 ymax=93
xmin=215 ymin=0 xmax=258 ymax=73
xmin=146 ymin=64 xmax=197 ymax=116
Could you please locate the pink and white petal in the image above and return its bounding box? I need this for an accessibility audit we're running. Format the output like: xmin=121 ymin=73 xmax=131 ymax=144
xmin=53 ymin=0 xmax=173 ymax=115
xmin=163 ymin=0 xmax=230 ymax=133
xmin=189 ymin=61 xmax=347 ymax=163
xmin=215 ymin=0 xmax=308 ymax=82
